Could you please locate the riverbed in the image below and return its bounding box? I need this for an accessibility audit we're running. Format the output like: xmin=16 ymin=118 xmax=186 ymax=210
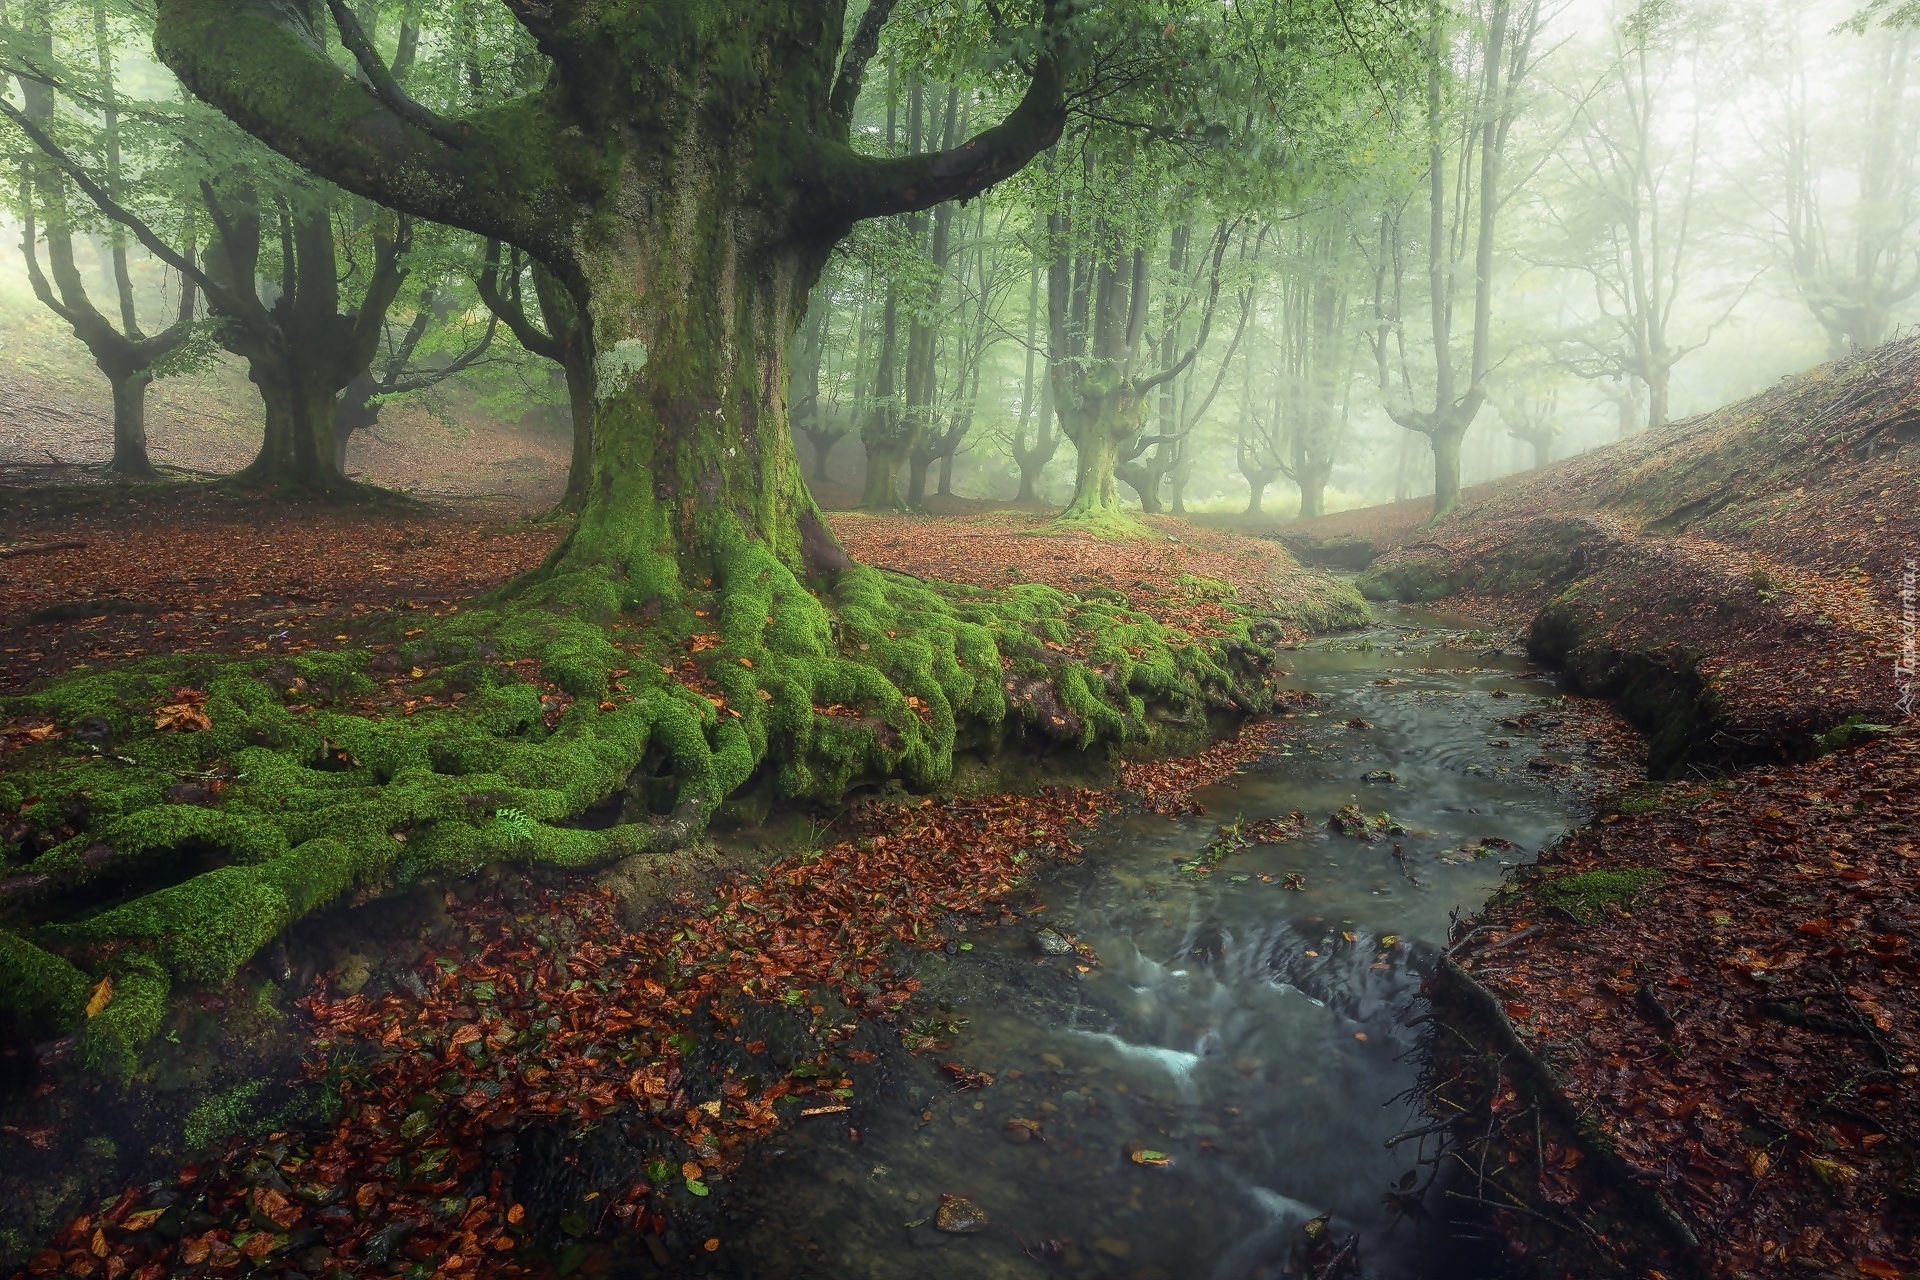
xmin=721 ymin=607 xmax=1602 ymax=1280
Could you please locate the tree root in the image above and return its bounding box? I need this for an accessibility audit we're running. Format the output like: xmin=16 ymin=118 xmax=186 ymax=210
xmin=0 ymin=547 xmax=1289 ymax=1078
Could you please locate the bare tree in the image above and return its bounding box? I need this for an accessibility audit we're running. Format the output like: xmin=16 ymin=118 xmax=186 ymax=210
xmin=1540 ymin=1 xmax=1731 ymax=431
xmin=1761 ymin=21 xmax=1920 ymax=354
xmin=1386 ymin=0 xmax=1551 ymax=520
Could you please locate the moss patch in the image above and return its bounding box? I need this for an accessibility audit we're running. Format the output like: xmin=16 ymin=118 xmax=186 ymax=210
xmin=1538 ymin=868 xmax=1665 ymax=923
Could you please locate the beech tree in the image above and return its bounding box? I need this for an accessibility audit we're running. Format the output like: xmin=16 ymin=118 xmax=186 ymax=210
xmin=151 ymin=0 xmax=1076 ymax=583
xmin=1385 ymin=0 xmax=1549 ymax=520
xmin=6 ymin=0 xmax=202 ymax=479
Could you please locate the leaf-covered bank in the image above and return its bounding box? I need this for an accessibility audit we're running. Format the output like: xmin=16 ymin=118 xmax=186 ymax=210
xmin=1351 ymin=336 xmax=1920 ymax=776
xmin=2 ymin=713 xmax=1304 ymax=1278
xmin=1318 ymin=337 xmax=1920 ymax=1278
xmin=1425 ymin=733 xmax=1919 ymax=1279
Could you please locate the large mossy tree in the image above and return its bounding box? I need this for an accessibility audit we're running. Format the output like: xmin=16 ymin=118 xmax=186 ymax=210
xmin=154 ymin=0 xmax=1069 ymax=587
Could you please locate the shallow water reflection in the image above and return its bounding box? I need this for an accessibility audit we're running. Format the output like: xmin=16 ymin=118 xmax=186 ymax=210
xmin=727 ymin=608 xmax=1591 ymax=1280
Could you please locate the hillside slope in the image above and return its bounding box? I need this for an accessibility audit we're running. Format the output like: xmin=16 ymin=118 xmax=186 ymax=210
xmin=1358 ymin=338 xmax=1920 ymax=774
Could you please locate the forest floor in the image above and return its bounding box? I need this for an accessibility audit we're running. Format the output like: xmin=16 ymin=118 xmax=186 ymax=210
xmin=0 ymin=504 xmax=1359 ymax=698
xmin=0 ymin=494 xmax=1363 ymax=1277
xmin=1329 ymin=340 xmax=1920 ymax=1277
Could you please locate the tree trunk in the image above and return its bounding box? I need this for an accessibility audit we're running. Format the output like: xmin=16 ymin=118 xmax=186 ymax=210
xmin=1057 ymin=391 xmax=1142 ymax=527
xmin=1296 ymin=464 xmax=1329 ymax=519
xmin=1430 ymin=421 xmax=1468 ymax=521
xmin=936 ymin=449 xmax=953 ymax=498
xmin=906 ymin=449 xmax=932 ymax=509
xmin=243 ymin=359 xmax=342 ymax=490
xmin=1245 ymin=474 xmax=1272 ymax=516
xmin=807 ymin=429 xmax=838 ymax=483
xmin=1645 ymin=366 xmax=1669 ymax=432
xmin=107 ymin=368 xmax=158 ymax=479
xmin=332 ymin=369 xmax=381 ymax=473
xmin=1115 ymin=457 xmax=1161 ymax=513
xmin=530 ymin=262 xmax=594 ymax=515
xmin=531 ymin=210 xmax=844 ymax=600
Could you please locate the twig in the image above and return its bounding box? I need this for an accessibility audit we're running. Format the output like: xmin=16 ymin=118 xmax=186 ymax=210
xmin=0 ymin=539 xmax=86 ymax=558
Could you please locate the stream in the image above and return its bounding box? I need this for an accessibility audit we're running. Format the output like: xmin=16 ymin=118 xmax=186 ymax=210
xmin=720 ymin=606 xmax=1598 ymax=1280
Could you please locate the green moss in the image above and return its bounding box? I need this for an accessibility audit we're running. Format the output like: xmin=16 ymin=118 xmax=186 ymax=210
xmin=0 ymin=929 xmax=90 ymax=1040
xmin=183 ymin=1078 xmax=265 ymax=1151
xmin=0 ymin=506 xmax=1296 ymax=1076
xmin=73 ymin=954 xmax=168 ymax=1080
xmin=1357 ymin=557 xmax=1452 ymax=603
xmin=1810 ymin=716 xmax=1894 ymax=755
xmin=1538 ymin=868 xmax=1665 ymax=923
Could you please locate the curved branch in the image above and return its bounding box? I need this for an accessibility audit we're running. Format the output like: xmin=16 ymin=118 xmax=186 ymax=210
xmin=830 ymin=0 xmax=898 ymax=126
xmin=477 ymin=239 xmax=562 ymax=361
xmin=1132 ymin=222 xmax=1236 ymax=397
xmin=153 ymin=0 xmax=586 ymax=257
xmin=826 ymin=2 xmax=1066 ymax=226
xmin=323 ymin=0 xmax=468 ymax=150
xmin=0 ymin=96 xmax=241 ymax=315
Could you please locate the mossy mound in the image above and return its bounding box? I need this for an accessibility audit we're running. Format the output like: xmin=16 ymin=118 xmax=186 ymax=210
xmin=0 ymin=539 xmax=1290 ymax=1074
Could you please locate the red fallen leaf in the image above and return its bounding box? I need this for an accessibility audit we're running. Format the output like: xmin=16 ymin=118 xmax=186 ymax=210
xmin=251 ymin=1185 xmax=302 ymax=1229
xmin=1502 ymin=1002 xmax=1532 ymax=1022
xmin=1857 ymin=1261 xmax=1902 ymax=1280
xmin=447 ymin=1023 xmax=483 ymax=1053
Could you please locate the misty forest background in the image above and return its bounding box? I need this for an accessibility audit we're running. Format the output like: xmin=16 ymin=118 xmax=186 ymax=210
xmin=0 ymin=0 xmax=1912 ymax=520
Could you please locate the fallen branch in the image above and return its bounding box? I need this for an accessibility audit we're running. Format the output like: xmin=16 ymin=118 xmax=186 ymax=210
xmin=0 ymin=539 xmax=86 ymax=558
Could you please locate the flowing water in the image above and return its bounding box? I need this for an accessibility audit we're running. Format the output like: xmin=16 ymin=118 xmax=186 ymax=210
xmin=722 ymin=607 xmax=1598 ymax=1280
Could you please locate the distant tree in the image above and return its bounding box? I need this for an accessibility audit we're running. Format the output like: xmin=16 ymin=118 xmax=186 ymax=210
xmin=478 ymin=240 xmax=592 ymax=510
xmin=1537 ymin=0 xmax=1741 ymax=431
xmin=1500 ymin=384 xmax=1561 ymax=468
xmin=6 ymin=0 xmax=202 ymax=479
xmin=1008 ymin=257 xmax=1063 ymax=502
xmin=1760 ymin=20 xmax=1920 ymax=354
xmin=1385 ymin=0 xmax=1551 ymax=521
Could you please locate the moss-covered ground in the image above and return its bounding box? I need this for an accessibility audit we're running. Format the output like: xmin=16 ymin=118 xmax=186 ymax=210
xmin=0 ymin=498 xmax=1357 ymax=1103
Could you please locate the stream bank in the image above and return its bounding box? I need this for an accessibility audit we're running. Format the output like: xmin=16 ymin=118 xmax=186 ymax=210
xmin=1303 ymin=338 xmax=1920 ymax=1278
xmin=5 ymin=606 xmax=1643 ymax=1279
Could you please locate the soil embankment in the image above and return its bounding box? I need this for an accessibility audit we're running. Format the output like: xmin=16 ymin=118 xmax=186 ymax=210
xmin=1336 ymin=340 xmax=1920 ymax=1277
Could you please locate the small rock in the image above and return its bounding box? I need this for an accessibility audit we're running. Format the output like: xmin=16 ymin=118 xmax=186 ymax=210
xmin=72 ymin=715 xmax=112 ymax=746
xmin=1032 ymin=927 xmax=1074 ymax=956
xmin=369 ymin=652 xmax=405 ymax=674
xmin=933 ymin=1193 xmax=988 ymax=1234
xmin=165 ymin=781 xmax=218 ymax=806
xmin=1361 ymin=770 xmax=1396 ymax=784
xmin=334 ymin=954 xmax=373 ymax=997
xmin=1092 ymin=1237 xmax=1131 ymax=1258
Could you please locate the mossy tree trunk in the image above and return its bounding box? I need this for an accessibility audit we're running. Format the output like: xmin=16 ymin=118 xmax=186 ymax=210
xmin=1046 ymin=201 xmax=1230 ymax=536
xmin=190 ymin=0 xmax=1070 ymax=588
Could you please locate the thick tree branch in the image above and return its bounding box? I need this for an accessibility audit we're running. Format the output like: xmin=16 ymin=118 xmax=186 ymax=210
xmin=153 ymin=0 xmax=587 ymax=258
xmin=830 ymin=0 xmax=898 ymax=126
xmin=323 ymin=0 xmax=467 ymax=150
xmin=826 ymin=2 xmax=1065 ymax=225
